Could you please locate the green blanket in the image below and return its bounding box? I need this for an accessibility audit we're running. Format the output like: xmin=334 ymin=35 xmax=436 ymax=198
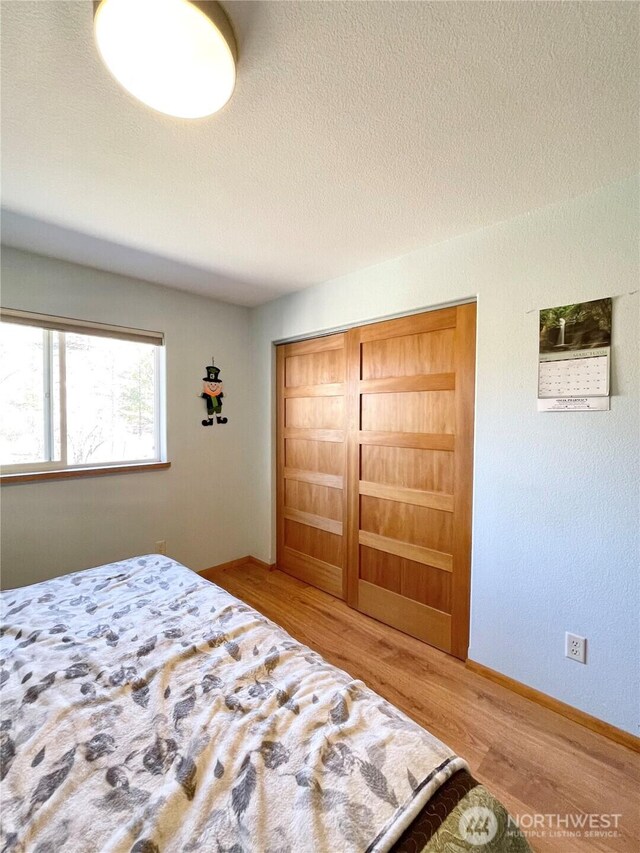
xmin=391 ymin=769 xmax=532 ymax=852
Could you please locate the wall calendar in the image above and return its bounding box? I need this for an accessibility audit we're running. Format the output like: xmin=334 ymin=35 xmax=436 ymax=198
xmin=537 ymin=297 xmax=611 ymax=412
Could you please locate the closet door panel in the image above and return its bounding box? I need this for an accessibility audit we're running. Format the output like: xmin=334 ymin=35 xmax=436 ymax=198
xmin=280 ymin=549 xmax=343 ymax=599
xmin=277 ymin=335 xmax=347 ymax=599
xmin=360 ymin=445 xmax=453 ymax=494
xmin=400 ymin=559 xmax=452 ymax=613
xmin=360 ymin=547 xmax=452 ymax=612
xmin=284 ymin=480 xmax=343 ymax=521
xmin=346 ymin=303 xmax=476 ymax=658
xmin=286 ymin=349 xmax=344 ymax=386
xmin=360 ymin=391 xmax=455 ymax=434
xmin=361 ymin=329 xmax=455 ymax=379
xmin=359 ymin=497 xmax=453 ymax=554
xmin=285 ymin=439 xmax=344 ymax=478
xmin=359 ymin=546 xmax=402 ymax=593
xmin=285 ymin=396 xmax=345 ymax=430
xmin=284 ymin=520 xmax=343 ymax=565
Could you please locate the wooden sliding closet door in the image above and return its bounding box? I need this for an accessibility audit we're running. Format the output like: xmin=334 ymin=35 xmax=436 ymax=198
xmin=346 ymin=303 xmax=476 ymax=659
xmin=276 ymin=334 xmax=347 ymax=599
xmin=275 ymin=304 xmax=476 ymax=658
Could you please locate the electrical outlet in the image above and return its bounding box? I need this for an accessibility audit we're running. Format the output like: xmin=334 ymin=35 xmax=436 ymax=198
xmin=565 ymin=632 xmax=586 ymax=664
xmin=155 ymin=540 xmax=166 ymax=555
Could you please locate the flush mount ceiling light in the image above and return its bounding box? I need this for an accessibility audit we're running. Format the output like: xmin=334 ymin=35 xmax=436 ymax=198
xmin=93 ymin=0 xmax=237 ymax=119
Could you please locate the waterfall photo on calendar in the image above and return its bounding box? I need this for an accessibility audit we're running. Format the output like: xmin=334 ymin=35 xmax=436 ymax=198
xmin=539 ymin=297 xmax=612 ymax=353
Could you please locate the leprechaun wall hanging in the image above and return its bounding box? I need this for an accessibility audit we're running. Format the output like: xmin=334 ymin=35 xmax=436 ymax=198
xmin=200 ymin=358 xmax=228 ymax=426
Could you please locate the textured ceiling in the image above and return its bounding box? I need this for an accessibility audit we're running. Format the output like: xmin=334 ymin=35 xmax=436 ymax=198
xmin=1 ymin=1 xmax=638 ymax=306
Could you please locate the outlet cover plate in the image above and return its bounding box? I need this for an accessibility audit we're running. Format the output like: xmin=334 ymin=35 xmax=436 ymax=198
xmin=565 ymin=632 xmax=587 ymax=664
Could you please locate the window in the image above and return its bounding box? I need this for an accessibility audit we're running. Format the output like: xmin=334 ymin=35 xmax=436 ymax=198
xmin=0 ymin=310 xmax=165 ymax=475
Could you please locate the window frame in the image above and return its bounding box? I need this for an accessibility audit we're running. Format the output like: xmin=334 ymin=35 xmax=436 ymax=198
xmin=0 ymin=309 xmax=167 ymax=478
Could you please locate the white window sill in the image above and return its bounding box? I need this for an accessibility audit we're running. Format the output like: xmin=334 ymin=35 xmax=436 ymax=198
xmin=0 ymin=461 xmax=171 ymax=485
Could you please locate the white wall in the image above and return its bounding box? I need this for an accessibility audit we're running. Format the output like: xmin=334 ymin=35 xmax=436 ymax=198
xmin=249 ymin=177 xmax=640 ymax=736
xmin=1 ymin=247 xmax=255 ymax=588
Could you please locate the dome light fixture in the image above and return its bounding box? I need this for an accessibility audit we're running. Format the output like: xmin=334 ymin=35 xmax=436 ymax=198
xmin=93 ymin=0 xmax=237 ymax=119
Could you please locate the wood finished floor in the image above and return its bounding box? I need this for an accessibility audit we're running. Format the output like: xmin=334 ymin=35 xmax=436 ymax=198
xmin=204 ymin=562 xmax=640 ymax=853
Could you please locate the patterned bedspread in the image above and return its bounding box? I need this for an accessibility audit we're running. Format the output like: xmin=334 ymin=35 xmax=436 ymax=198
xmin=0 ymin=555 xmax=467 ymax=853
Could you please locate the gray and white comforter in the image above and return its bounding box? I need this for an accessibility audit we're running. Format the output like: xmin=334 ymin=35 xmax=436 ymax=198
xmin=0 ymin=555 xmax=467 ymax=852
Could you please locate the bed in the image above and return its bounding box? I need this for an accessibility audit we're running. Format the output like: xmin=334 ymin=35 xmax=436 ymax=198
xmin=0 ymin=555 xmax=530 ymax=852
